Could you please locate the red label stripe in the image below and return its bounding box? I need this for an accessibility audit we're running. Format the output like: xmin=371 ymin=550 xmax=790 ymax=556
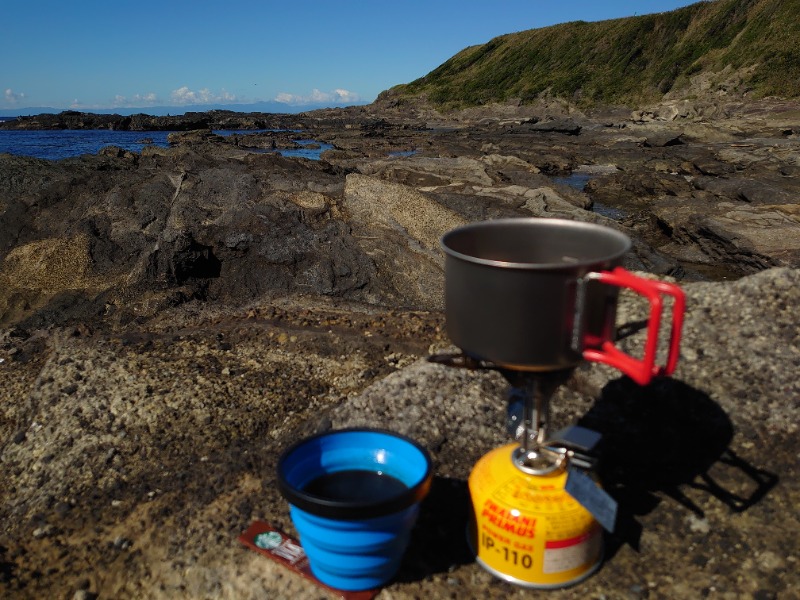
xmin=545 ymin=529 xmax=597 ymax=550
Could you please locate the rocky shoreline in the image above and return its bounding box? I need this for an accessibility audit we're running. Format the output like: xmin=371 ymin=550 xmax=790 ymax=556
xmin=0 ymin=110 xmax=294 ymax=132
xmin=1 ymin=99 xmax=799 ymax=599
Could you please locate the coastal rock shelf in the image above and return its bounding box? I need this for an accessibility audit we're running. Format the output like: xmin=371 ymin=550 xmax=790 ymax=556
xmin=1 ymin=100 xmax=799 ymax=598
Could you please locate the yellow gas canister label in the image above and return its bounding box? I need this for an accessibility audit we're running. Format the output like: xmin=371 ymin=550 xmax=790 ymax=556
xmin=468 ymin=443 xmax=602 ymax=588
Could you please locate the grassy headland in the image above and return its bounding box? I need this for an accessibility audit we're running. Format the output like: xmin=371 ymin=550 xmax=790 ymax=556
xmin=384 ymin=0 xmax=800 ymax=109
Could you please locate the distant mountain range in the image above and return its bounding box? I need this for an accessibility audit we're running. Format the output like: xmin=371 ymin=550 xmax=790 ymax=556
xmin=382 ymin=0 xmax=800 ymax=109
xmin=0 ymin=100 xmax=370 ymax=119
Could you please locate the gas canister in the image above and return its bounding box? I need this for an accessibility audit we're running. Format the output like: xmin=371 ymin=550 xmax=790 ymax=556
xmin=468 ymin=443 xmax=603 ymax=588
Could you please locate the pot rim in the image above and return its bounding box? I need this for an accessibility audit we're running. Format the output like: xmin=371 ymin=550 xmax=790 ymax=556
xmin=440 ymin=217 xmax=632 ymax=270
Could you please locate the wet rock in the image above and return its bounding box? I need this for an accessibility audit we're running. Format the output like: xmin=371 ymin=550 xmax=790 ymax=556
xmin=642 ymin=131 xmax=685 ymax=147
xmin=517 ymin=118 xmax=582 ymax=135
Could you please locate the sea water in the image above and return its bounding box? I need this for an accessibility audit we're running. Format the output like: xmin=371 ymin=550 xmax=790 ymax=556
xmin=0 ymin=129 xmax=171 ymax=160
xmin=0 ymin=129 xmax=331 ymax=161
xmin=553 ymin=172 xmax=627 ymax=220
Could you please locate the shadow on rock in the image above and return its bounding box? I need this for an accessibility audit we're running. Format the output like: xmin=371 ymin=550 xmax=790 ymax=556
xmin=0 ymin=545 xmax=14 ymax=586
xmin=578 ymin=377 xmax=778 ymax=558
xmin=396 ymin=476 xmax=474 ymax=582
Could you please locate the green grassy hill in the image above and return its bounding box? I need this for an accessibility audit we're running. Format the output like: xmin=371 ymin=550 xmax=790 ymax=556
xmin=385 ymin=0 xmax=800 ymax=109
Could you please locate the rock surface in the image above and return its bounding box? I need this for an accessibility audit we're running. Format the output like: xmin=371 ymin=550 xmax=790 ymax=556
xmin=1 ymin=100 xmax=799 ymax=599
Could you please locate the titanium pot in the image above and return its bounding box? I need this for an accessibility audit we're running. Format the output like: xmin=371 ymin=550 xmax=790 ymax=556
xmin=441 ymin=218 xmax=685 ymax=385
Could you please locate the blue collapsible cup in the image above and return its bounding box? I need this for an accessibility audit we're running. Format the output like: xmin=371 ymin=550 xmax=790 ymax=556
xmin=277 ymin=428 xmax=432 ymax=591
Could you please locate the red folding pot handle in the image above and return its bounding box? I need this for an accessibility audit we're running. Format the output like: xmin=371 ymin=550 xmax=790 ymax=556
xmin=581 ymin=267 xmax=686 ymax=386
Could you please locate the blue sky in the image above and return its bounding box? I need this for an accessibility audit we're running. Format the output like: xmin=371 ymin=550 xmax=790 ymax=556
xmin=2 ymin=0 xmax=699 ymax=113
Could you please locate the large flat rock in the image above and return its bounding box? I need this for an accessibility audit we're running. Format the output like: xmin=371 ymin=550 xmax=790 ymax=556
xmin=1 ymin=268 xmax=797 ymax=599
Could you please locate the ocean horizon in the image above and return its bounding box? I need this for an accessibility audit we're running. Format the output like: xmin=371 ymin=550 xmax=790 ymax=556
xmin=0 ymin=100 xmax=371 ymax=119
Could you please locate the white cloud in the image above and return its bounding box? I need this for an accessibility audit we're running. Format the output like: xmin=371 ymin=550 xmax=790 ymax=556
xmin=275 ymin=92 xmax=297 ymax=103
xmin=65 ymin=98 xmax=103 ymax=110
xmin=111 ymin=93 xmax=159 ymax=107
xmin=275 ymin=88 xmax=361 ymax=106
xmin=4 ymin=88 xmax=26 ymax=104
xmin=332 ymin=88 xmax=360 ymax=103
xmin=134 ymin=92 xmax=158 ymax=104
xmin=170 ymin=86 xmax=239 ymax=105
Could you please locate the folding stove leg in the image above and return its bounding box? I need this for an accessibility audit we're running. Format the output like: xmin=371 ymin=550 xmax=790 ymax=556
xmin=518 ymin=377 xmax=550 ymax=458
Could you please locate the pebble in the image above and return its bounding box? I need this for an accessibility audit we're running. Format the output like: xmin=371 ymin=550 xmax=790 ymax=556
xmin=54 ymin=501 xmax=72 ymax=515
xmin=687 ymin=514 xmax=711 ymax=534
xmin=757 ymin=550 xmax=785 ymax=571
xmin=629 ymin=583 xmax=645 ymax=596
xmin=61 ymin=383 xmax=79 ymax=395
xmin=113 ymin=535 xmax=132 ymax=550
xmin=32 ymin=524 xmax=54 ymax=539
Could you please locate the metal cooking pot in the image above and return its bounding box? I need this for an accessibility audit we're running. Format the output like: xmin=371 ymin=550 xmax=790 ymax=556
xmin=441 ymin=218 xmax=685 ymax=385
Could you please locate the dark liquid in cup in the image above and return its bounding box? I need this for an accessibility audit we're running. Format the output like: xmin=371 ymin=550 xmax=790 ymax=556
xmin=303 ymin=470 xmax=407 ymax=503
